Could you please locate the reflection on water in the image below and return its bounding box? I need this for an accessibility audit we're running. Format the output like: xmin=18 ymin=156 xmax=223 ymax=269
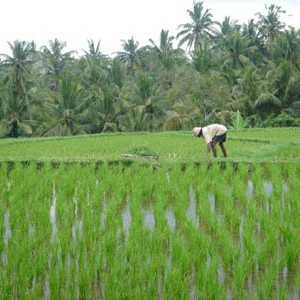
xmin=4 ymin=209 xmax=12 ymax=247
xmin=44 ymin=277 xmax=50 ymax=300
xmin=2 ymin=209 xmax=11 ymax=265
xmin=209 ymin=193 xmax=215 ymax=213
xmin=100 ymin=192 xmax=107 ymax=231
xmin=282 ymin=183 xmax=289 ymax=210
xmin=263 ymin=181 xmax=273 ymax=198
xmin=28 ymin=223 xmax=35 ymax=239
xmin=157 ymin=271 xmax=164 ymax=300
xmin=187 ymin=188 xmax=200 ymax=227
xmin=247 ymin=180 xmax=254 ymax=198
xmin=50 ymin=184 xmax=57 ymax=241
xmin=190 ymin=265 xmax=197 ymax=300
xmin=218 ymin=263 xmax=225 ymax=284
xmin=144 ymin=209 xmax=155 ymax=231
xmin=122 ymin=204 xmax=132 ymax=240
xmin=166 ymin=208 xmax=176 ymax=232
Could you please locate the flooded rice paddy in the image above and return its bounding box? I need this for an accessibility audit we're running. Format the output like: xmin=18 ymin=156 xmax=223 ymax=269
xmin=1 ymin=161 xmax=300 ymax=299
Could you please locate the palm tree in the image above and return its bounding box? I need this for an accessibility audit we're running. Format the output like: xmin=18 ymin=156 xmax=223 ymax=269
xmin=0 ymin=86 xmax=33 ymax=137
xmin=0 ymin=40 xmax=36 ymax=137
xmin=149 ymin=30 xmax=176 ymax=70
xmin=176 ymin=1 xmax=217 ymax=52
xmin=116 ymin=38 xmax=140 ymax=76
xmin=0 ymin=40 xmax=35 ymax=96
xmin=40 ymin=38 xmax=75 ymax=91
xmin=255 ymin=4 xmax=286 ymax=42
xmin=268 ymin=28 xmax=300 ymax=71
xmin=219 ymin=30 xmax=257 ymax=69
xmin=231 ymin=66 xmax=261 ymax=117
xmin=82 ymin=39 xmax=102 ymax=58
xmin=39 ymin=74 xmax=86 ymax=136
xmin=191 ymin=37 xmax=215 ymax=72
xmin=217 ymin=16 xmax=240 ymax=37
xmin=254 ymin=60 xmax=300 ymax=117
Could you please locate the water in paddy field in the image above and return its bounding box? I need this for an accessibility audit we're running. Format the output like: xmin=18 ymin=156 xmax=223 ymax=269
xmin=187 ymin=187 xmax=200 ymax=227
xmin=50 ymin=183 xmax=57 ymax=241
xmin=263 ymin=181 xmax=273 ymax=198
xmin=143 ymin=209 xmax=155 ymax=232
xmin=2 ymin=209 xmax=12 ymax=265
xmin=247 ymin=180 xmax=254 ymax=198
xmin=209 ymin=192 xmax=215 ymax=213
xmin=122 ymin=203 xmax=132 ymax=240
xmin=3 ymin=209 xmax=11 ymax=247
xmin=165 ymin=208 xmax=176 ymax=232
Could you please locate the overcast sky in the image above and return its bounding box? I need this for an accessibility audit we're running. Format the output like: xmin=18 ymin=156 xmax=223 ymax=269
xmin=1 ymin=0 xmax=299 ymax=57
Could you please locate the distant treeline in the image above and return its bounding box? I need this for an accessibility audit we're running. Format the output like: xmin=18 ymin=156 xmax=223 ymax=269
xmin=0 ymin=1 xmax=300 ymax=138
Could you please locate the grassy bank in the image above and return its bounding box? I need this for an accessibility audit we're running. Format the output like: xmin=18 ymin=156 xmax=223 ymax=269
xmin=0 ymin=127 xmax=299 ymax=163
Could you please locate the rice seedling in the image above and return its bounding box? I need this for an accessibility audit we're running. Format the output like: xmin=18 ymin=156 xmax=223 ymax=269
xmin=0 ymin=155 xmax=300 ymax=298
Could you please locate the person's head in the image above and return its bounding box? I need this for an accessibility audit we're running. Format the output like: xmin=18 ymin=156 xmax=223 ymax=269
xmin=192 ymin=127 xmax=202 ymax=137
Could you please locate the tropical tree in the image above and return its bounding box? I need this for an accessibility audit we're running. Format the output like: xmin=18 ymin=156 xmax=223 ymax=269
xmin=82 ymin=39 xmax=103 ymax=58
xmin=255 ymin=4 xmax=286 ymax=42
xmin=268 ymin=28 xmax=300 ymax=71
xmin=0 ymin=40 xmax=36 ymax=97
xmin=254 ymin=60 xmax=300 ymax=117
xmin=220 ymin=30 xmax=257 ymax=69
xmin=176 ymin=1 xmax=217 ymax=52
xmin=149 ymin=30 xmax=176 ymax=71
xmin=191 ymin=37 xmax=216 ymax=72
xmin=39 ymin=74 xmax=86 ymax=136
xmin=0 ymin=40 xmax=36 ymax=137
xmin=116 ymin=38 xmax=140 ymax=76
xmin=40 ymin=38 xmax=75 ymax=91
xmin=231 ymin=66 xmax=261 ymax=118
xmin=0 ymin=85 xmax=33 ymax=137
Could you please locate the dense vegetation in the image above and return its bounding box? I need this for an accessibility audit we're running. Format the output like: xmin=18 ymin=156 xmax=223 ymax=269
xmin=1 ymin=2 xmax=300 ymax=138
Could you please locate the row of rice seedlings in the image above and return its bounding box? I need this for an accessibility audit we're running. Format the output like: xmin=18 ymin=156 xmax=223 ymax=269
xmin=186 ymin=161 xmax=300 ymax=298
xmin=1 ymin=161 xmax=300 ymax=298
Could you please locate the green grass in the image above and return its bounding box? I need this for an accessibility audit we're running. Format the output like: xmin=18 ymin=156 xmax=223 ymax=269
xmin=0 ymin=127 xmax=299 ymax=163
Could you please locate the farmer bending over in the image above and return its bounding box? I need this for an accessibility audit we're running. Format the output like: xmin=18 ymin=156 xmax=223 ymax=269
xmin=192 ymin=124 xmax=227 ymax=158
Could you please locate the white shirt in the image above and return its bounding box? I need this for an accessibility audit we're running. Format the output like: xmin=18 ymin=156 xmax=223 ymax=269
xmin=202 ymin=124 xmax=227 ymax=144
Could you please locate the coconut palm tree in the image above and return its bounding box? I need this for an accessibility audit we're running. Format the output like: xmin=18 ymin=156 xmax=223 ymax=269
xmin=268 ymin=28 xmax=300 ymax=72
xmin=40 ymin=38 xmax=76 ymax=91
xmin=149 ymin=30 xmax=176 ymax=71
xmin=254 ymin=60 xmax=300 ymax=117
xmin=0 ymin=40 xmax=35 ymax=96
xmin=219 ymin=30 xmax=258 ymax=70
xmin=116 ymin=38 xmax=140 ymax=76
xmin=39 ymin=74 xmax=86 ymax=136
xmin=176 ymin=1 xmax=217 ymax=52
xmin=0 ymin=40 xmax=36 ymax=137
xmin=255 ymin=4 xmax=286 ymax=42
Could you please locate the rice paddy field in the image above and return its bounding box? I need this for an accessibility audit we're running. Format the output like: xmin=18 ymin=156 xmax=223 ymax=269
xmin=0 ymin=128 xmax=300 ymax=299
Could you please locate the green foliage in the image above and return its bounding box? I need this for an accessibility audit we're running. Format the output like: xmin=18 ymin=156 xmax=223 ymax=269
xmin=256 ymin=113 xmax=300 ymax=128
xmin=0 ymin=2 xmax=300 ymax=137
xmin=127 ymin=146 xmax=158 ymax=157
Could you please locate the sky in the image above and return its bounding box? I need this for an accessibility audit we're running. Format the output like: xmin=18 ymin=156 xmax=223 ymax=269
xmin=1 ymin=0 xmax=300 ymax=57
